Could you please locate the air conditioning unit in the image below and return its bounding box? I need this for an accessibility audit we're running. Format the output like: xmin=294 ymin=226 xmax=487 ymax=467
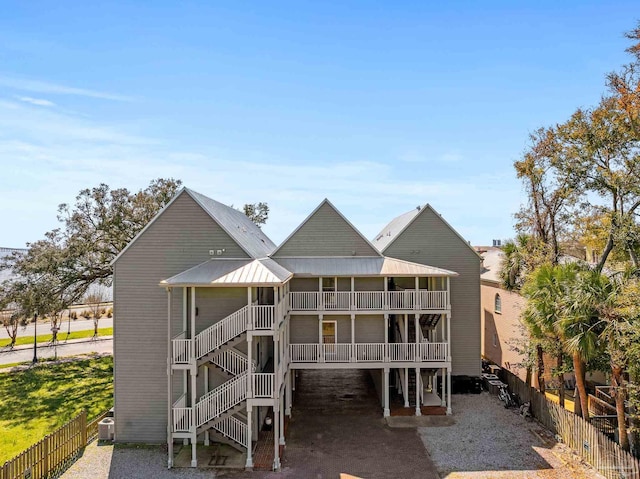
xmin=98 ymin=417 xmax=115 ymax=441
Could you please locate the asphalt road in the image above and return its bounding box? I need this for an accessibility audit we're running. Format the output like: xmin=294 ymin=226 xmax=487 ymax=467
xmin=0 ymin=317 xmax=113 ymax=340
xmin=0 ymin=337 xmax=113 ymax=365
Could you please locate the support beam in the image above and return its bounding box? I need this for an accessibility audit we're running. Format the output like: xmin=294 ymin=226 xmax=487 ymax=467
xmin=285 ymin=371 xmax=292 ymax=416
xmin=279 ymin=394 xmax=285 ymax=446
xmin=403 ymin=368 xmax=409 ymax=408
xmin=247 ymin=336 xmax=253 ymax=398
xmin=166 ymin=288 xmax=173 ymax=468
xmin=190 ymin=371 xmax=197 ymax=467
xmin=415 ymin=367 xmax=422 ymax=416
xmin=447 ymin=368 xmax=452 ymax=415
xmin=203 ymin=364 xmax=209 ymax=446
xmin=441 ymin=368 xmax=446 ymax=407
xmin=273 ymin=404 xmax=281 ymax=470
xmin=245 ymin=405 xmax=253 ymax=469
xmin=383 ymin=367 xmax=390 ymax=417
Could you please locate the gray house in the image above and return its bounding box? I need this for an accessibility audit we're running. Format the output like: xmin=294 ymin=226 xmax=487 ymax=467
xmin=112 ymin=188 xmax=481 ymax=471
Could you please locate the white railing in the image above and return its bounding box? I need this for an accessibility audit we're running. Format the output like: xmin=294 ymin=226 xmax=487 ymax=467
xmin=289 ymin=342 xmax=448 ymax=363
xmin=419 ymin=342 xmax=448 ymax=361
xmin=389 ymin=343 xmax=416 ymax=361
xmin=196 ymin=373 xmax=247 ymax=427
xmin=355 ymin=343 xmax=385 ymax=361
xmin=251 ymin=305 xmax=275 ymax=330
xmin=172 ymin=407 xmax=192 ymax=433
xmin=252 ymin=373 xmax=275 ymax=398
xmin=213 ymin=416 xmax=248 ymax=447
xmin=323 ymin=343 xmax=352 ymax=362
xmin=194 ymin=306 xmax=249 ymax=360
xmin=290 ymin=343 xmax=319 ymax=362
xmin=322 ymin=292 xmax=351 ymax=310
xmin=419 ymin=290 xmax=448 ymax=309
xmin=210 ymin=349 xmax=248 ymax=376
xmin=172 ymin=332 xmax=192 ymax=364
xmin=289 ymin=291 xmax=319 ymax=310
xmin=354 ymin=291 xmax=384 ymax=310
xmin=288 ymin=290 xmax=448 ymax=312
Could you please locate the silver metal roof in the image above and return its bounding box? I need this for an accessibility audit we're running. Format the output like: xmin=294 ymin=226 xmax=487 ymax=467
xmin=273 ymin=256 xmax=457 ymax=277
xmin=161 ymin=258 xmax=292 ymax=286
xmin=372 ymin=208 xmax=421 ymax=252
xmin=186 ymin=189 xmax=276 ymax=259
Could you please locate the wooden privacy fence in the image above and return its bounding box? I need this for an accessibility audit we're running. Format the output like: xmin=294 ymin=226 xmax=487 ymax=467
xmin=0 ymin=410 xmax=110 ymax=479
xmin=501 ymin=370 xmax=640 ymax=479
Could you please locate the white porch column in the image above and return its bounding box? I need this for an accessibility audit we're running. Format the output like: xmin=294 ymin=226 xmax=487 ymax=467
xmin=383 ymin=277 xmax=387 ymax=310
xmin=415 ymin=367 xmax=422 ymax=416
xmin=447 ymin=367 xmax=452 ymax=415
xmin=415 ymin=314 xmax=420 ymax=361
xmin=166 ymin=288 xmax=173 ymax=468
xmin=415 ymin=277 xmax=419 ymax=310
xmin=279 ymin=393 xmax=285 ymax=446
xmin=350 ymin=314 xmax=355 ymax=362
xmin=351 ymin=276 xmax=355 ymax=309
xmin=403 ymin=368 xmax=409 ymax=407
xmin=441 ymin=368 xmax=446 ymax=407
xmin=245 ymin=404 xmax=253 ymax=469
xmin=274 ymin=335 xmax=279 ymax=396
xmin=203 ymin=365 xmax=209 ymax=446
xmin=247 ymin=287 xmax=253 ymax=329
xmin=384 ymin=314 xmax=389 ymax=362
xmin=247 ymin=336 xmax=253 ymax=397
xmin=273 ymin=403 xmax=281 ymax=470
xmin=190 ymin=370 xmax=197 ymax=467
xmin=318 ymin=315 xmax=324 ymax=362
xmin=182 ymin=287 xmax=187 ymax=332
xmin=285 ymin=371 xmax=292 ymax=416
xmin=383 ymin=367 xmax=390 ymax=417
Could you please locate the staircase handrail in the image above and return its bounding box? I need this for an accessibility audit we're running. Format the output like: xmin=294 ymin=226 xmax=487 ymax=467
xmin=196 ymin=372 xmax=247 ymax=427
xmin=194 ymin=305 xmax=249 ymax=359
xmin=210 ymin=348 xmax=249 ymax=376
xmin=213 ymin=415 xmax=248 ymax=448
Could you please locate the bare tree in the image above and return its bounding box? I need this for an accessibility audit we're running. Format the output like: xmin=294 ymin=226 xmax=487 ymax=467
xmin=85 ymin=287 xmax=108 ymax=338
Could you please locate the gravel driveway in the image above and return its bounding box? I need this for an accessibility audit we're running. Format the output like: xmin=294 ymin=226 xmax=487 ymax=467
xmin=419 ymin=393 xmax=605 ymax=479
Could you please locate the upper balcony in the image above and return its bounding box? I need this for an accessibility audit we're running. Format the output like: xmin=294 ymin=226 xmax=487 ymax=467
xmin=288 ymin=290 xmax=448 ymax=313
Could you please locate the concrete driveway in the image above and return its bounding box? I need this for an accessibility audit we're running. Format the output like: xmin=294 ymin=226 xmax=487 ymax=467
xmin=257 ymin=369 xmax=440 ymax=479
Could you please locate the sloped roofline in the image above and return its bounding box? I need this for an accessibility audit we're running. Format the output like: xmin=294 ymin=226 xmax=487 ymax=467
xmin=270 ymin=198 xmax=383 ymax=257
xmin=111 ymin=188 xmax=254 ymax=265
xmin=380 ymin=204 xmax=481 ymax=259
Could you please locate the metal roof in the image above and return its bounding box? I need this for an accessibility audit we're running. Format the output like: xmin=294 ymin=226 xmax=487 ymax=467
xmin=372 ymin=208 xmax=420 ymax=252
xmin=186 ymin=189 xmax=276 ymax=259
xmin=272 ymin=256 xmax=457 ymax=277
xmin=161 ymin=258 xmax=292 ymax=286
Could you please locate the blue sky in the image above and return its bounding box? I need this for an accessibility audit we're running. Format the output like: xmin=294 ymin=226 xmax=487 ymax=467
xmin=0 ymin=1 xmax=635 ymax=248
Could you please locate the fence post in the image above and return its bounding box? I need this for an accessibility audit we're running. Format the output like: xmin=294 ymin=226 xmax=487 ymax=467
xmin=43 ymin=434 xmax=49 ymax=477
xmin=80 ymin=410 xmax=88 ymax=446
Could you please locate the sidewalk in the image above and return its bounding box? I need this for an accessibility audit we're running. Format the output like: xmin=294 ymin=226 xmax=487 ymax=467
xmin=0 ymin=336 xmax=113 ymax=366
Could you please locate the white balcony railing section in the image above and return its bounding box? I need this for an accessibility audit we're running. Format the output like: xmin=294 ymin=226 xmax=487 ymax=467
xmin=196 ymin=372 xmax=247 ymax=427
xmin=251 ymin=305 xmax=275 ymax=330
xmin=288 ymin=290 xmax=448 ymax=312
xmin=172 ymin=332 xmax=192 ymax=364
xmin=289 ymin=342 xmax=448 ymax=364
xmin=213 ymin=416 xmax=248 ymax=448
xmin=252 ymin=373 xmax=275 ymax=398
xmin=172 ymin=394 xmax=192 ymax=433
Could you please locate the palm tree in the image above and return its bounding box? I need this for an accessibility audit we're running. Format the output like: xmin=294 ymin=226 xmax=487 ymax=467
xmin=557 ymin=267 xmax=610 ymax=421
xmin=521 ymin=263 xmax=574 ymax=400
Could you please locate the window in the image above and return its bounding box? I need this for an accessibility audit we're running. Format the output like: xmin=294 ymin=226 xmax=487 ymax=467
xmin=322 ymin=277 xmax=336 ymax=292
xmin=494 ymin=293 xmax=502 ymax=314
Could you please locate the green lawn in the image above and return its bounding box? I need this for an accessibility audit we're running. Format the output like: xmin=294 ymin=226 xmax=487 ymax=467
xmin=0 ymin=356 xmax=113 ymax=462
xmin=0 ymin=327 xmax=113 ymax=348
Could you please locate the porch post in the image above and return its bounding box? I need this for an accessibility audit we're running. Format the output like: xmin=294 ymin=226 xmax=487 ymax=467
xmin=247 ymin=287 xmax=253 ymax=329
xmin=279 ymin=393 xmax=285 ymax=446
xmin=247 ymin=336 xmax=253 ymax=398
xmin=447 ymin=367 xmax=452 ymax=415
xmin=383 ymin=367 xmax=390 ymax=417
xmin=383 ymin=276 xmax=387 ymax=310
xmin=285 ymin=371 xmax=292 ymax=416
xmin=273 ymin=402 xmax=281 ymax=470
xmin=167 ymin=287 xmax=173 ymax=468
xmin=384 ymin=314 xmax=389 ymax=362
xmin=190 ymin=369 xmax=197 ymax=467
xmin=415 ymin=276 xmax=419 ymax=309
xmin=403 ymin=314 xmax=409 ymax=407
xmin=245 ymin=404 xmax=253 ymax=469
xmin=415 ymin=367 xmax=422 ymax=416
xmin=318 ymin=315 xmax=324 ymax=362
xmin=441 ymin=368 xmax=446 ymax=407
xmin=415 ymin=313 xmax=420 ymax=361
xmin=203 ymin=364 xmax=209 ymax=446
xmin=350 ymin=314 xmax=355 ymax=362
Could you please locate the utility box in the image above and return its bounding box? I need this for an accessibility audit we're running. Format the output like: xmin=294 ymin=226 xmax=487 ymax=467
xmin=98 ymin=418 xmax=115 ymax=441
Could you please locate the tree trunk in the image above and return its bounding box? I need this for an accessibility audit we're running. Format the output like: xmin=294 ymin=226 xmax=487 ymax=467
xmin=612 ymin=365 xmax=630 ymax=451
xmin=557 ymin=353 xmax=565 ymax=408
xmin=525 ymin=367 xmax=532 ymax=387
xmin=537 ymin=345 xmax=546 ymax=393
xmin=573 ymin=354 xmax=589 ymax=421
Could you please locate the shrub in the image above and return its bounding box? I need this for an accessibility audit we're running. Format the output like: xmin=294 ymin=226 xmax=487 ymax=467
xmin=107 ymin=308 xmax=113 ymax=318
xmin=81 ymin=310 xmax=92 ymax=319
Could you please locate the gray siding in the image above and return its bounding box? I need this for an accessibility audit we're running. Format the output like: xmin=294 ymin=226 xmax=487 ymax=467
xmin=194 ymin=287 xmax=246 ymax=334
xmin=290 ymin=315 xmax=319 ymax=343
xmin=113 ymin=192 xmax=250 ymax=443
xmin=383 ymin=207 xmax=481 ymax=376
xmin=273 ymin=202 xmax=379 ymax=257
xmin=290 ymin=278 xmax=318 ymax=292
xmin=354 ymin=315 xmax=385 ymax=343
xmin=354 ymin=277 xmax=384 ymax=291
